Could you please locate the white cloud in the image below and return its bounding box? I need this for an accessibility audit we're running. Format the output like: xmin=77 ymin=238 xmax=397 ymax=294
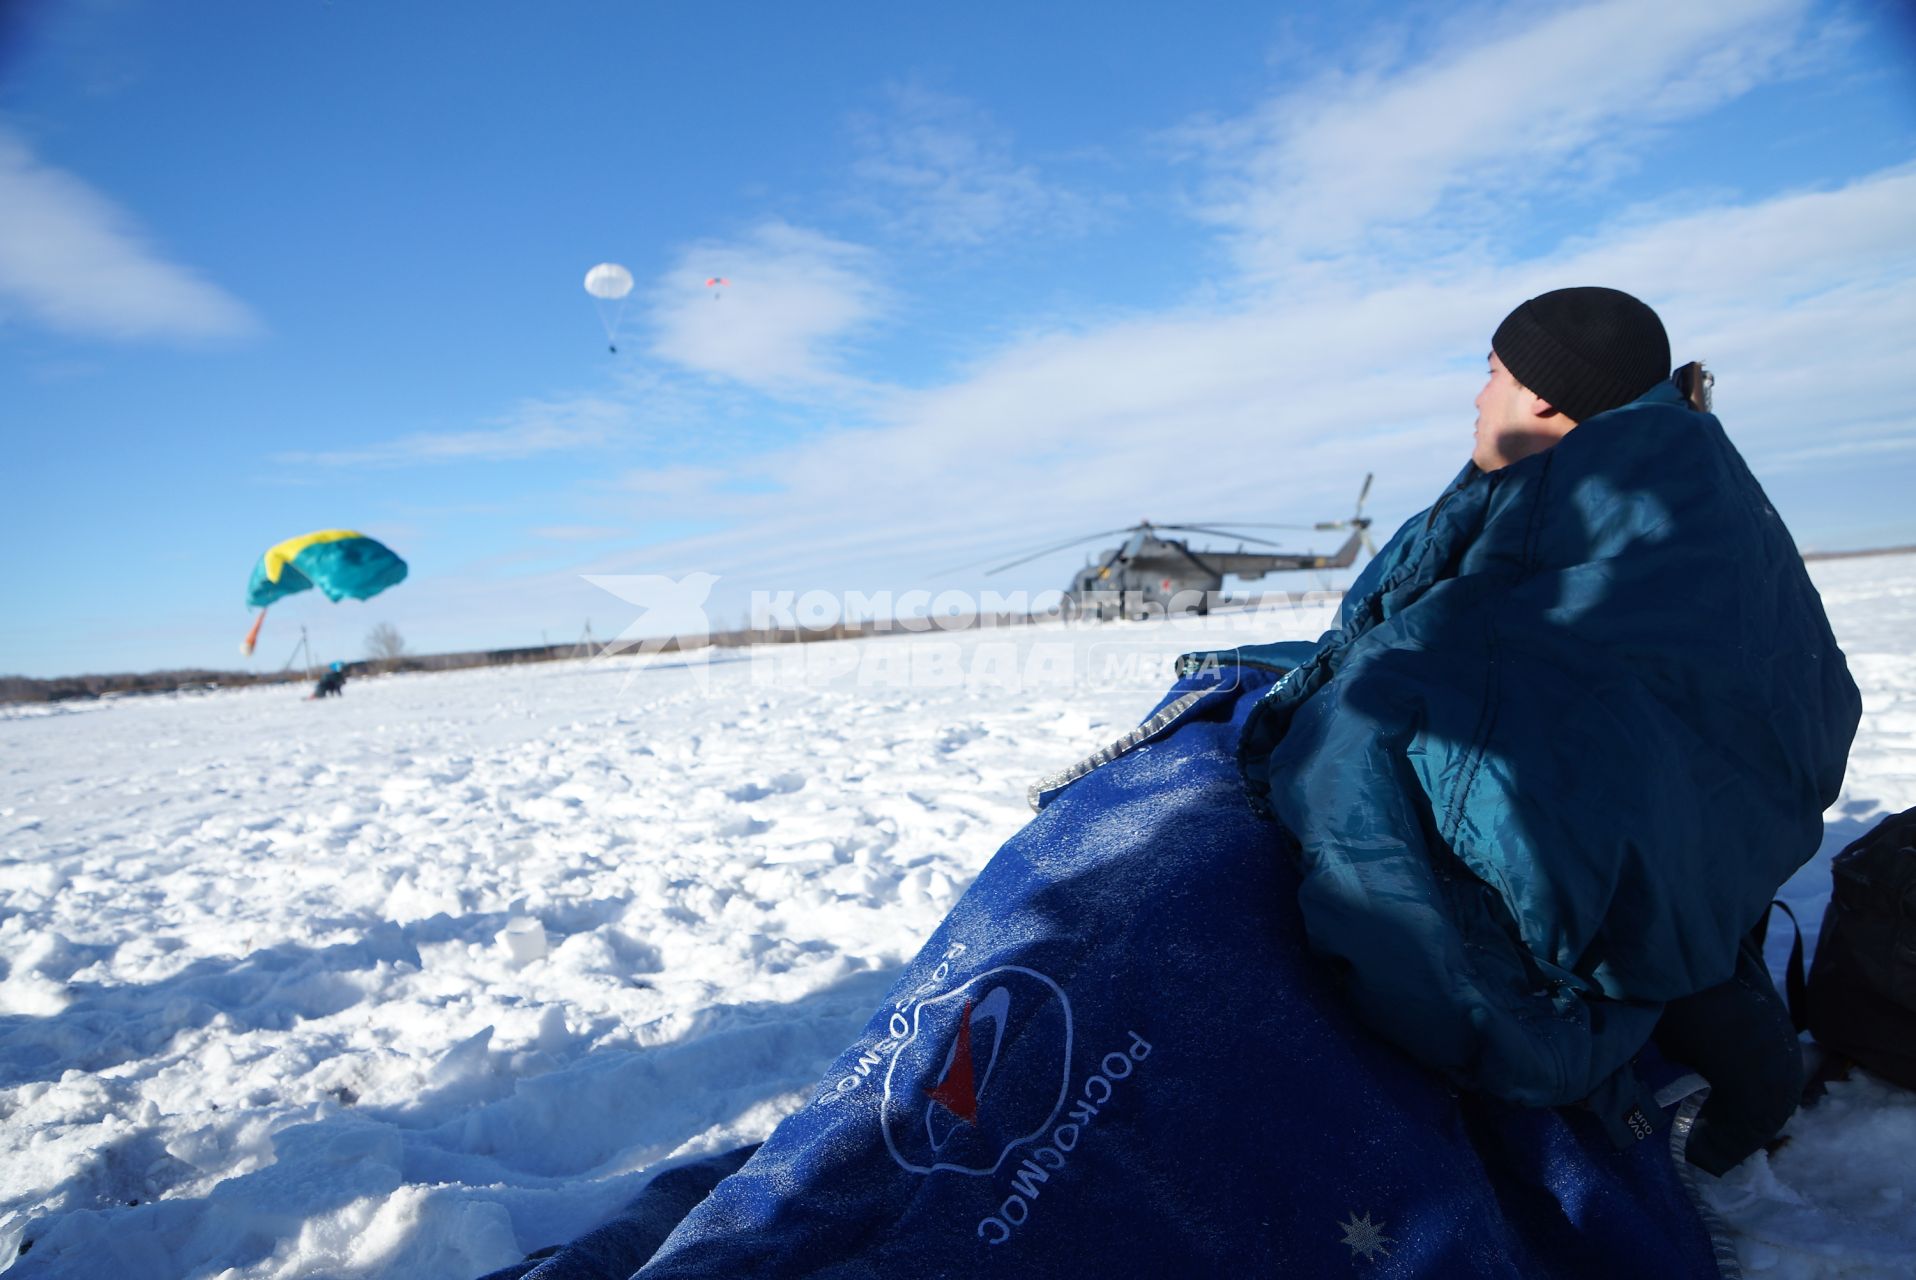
xmin=274 ymin=394 xmax=637 ymax=467
xmin=1174 ymin=0 xmax=1819 ymax=276
xmin=644 ymin=221 xmax=886 ymax=394
xmin=1531 ymin=166 xmax=1916 ymax=471
xmin=850 ymin=83 xmax=1103 ymax=246
xmin=0 ymin=126 xmax=257 ymax=341
xmin=563 ymin=163 xmax=1916 ymax=599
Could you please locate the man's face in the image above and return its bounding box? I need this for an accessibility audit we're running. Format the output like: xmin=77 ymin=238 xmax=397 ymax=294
xmin=1472 ymin=351 xmax=1555 ymax=472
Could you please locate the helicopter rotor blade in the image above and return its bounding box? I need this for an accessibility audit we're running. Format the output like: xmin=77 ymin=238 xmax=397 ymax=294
xmin=1307 ymin=475 xmax=1379 ymax=531
xmin=1148 ymin=524 xmax=1290 ymax=548
xmin=982 ymin=527 xmax=1141 ymax=576
xmin=1163 ymin=521 xmax=1317 ymax=531
xmin=933 ymin=545 xmax=1036 ymax=576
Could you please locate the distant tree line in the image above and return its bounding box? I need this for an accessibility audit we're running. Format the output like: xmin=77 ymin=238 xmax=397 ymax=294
xmin=0 ymin=612 xmax=1041 ymax=706
xmin=0 ymin=668 xmax=306 ymax=705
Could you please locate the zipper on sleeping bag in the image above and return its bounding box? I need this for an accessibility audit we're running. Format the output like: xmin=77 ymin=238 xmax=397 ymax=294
xmin=1026 ymin=651 xmax=1287 ymax=812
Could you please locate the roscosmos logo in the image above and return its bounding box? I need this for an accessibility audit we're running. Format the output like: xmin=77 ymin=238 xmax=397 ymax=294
xmin=880 ymin=966 xmax=1073 ymax=1176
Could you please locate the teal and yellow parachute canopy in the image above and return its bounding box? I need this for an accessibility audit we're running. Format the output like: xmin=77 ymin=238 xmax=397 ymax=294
xmin=242 ymin=530 xmax=407 ymax=655
xmin=246 ymin=530 xmax=407 ymax=608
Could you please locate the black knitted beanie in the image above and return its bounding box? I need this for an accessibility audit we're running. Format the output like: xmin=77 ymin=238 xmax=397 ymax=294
xmin=1491 ymin=287 xmax=1671 ymax=423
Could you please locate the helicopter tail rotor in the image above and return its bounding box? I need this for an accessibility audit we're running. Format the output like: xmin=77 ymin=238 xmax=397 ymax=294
xmin=1313 ymin=473 xmax=1376 ymax=533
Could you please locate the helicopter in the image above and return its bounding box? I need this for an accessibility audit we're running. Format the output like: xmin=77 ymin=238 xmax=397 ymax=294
xmin=988 ymin=475 xmax=1377 ymax=620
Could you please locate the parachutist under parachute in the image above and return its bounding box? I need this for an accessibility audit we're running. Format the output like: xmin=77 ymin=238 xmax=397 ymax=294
xmin=241 ymin=530 xmax=408 ymax=657
xmin=585 ymin=262 xmax=635 ymax=352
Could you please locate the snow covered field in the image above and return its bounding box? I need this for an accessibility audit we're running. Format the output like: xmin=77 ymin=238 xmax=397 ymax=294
xmin=2 ymin=559 xmax=1912 ymax=1279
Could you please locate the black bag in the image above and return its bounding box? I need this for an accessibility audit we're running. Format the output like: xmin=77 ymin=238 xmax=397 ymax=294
xmin=1805 ymin=807 xmax=1916 ymax=1090
xmin=1653 ymin=927 xmax=1805 ymax=1174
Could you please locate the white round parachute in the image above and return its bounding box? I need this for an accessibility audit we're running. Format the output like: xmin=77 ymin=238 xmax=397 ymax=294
xmin=583 ymin=263 xmax=634 ymax=352
xmin=583 ymin=262 xmax=634 ymax=300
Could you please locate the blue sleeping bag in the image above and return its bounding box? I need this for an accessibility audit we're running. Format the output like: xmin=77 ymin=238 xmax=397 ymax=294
xmin=550 ymin=656 xmax=1729 ymax=1278
xmin=1237 ymin=380 xmax=1857 ymax=1136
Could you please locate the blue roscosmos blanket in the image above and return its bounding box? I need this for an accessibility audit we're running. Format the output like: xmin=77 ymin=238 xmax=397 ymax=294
xmin=577 ymin=658 xmax=1732 ymax=1279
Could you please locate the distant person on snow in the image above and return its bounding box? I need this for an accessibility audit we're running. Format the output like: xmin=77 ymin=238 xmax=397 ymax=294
xmin=312 ymin=662 xmax=347 ymax=699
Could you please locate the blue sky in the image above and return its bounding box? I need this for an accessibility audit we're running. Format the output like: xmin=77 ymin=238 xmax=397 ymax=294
xmin=3 ymin=0 xmax=1914 ymax=678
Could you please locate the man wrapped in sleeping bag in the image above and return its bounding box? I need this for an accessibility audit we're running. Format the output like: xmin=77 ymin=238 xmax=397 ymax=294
xmin=492 ymin=290 xmax=1858 ymax=1279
